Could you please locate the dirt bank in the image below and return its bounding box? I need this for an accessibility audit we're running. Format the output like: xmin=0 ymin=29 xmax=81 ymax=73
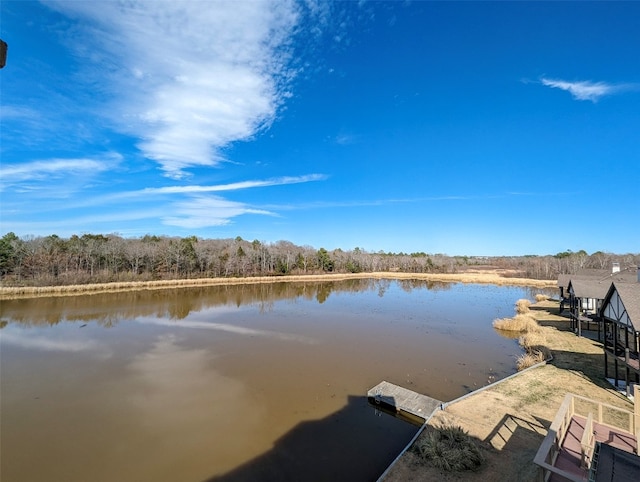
xmin=382 ymin=300 xmax=634 ymax=481
xmin=0 ymin=269 xmax=555 ymax=299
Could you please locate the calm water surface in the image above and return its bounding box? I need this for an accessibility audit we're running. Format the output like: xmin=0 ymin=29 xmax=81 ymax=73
xmin=1 ymin=279 xmax=536 ymax=481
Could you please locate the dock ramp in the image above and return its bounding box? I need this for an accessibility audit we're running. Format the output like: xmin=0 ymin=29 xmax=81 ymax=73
xmin=368 ymin=380 xmax=442 ymax=422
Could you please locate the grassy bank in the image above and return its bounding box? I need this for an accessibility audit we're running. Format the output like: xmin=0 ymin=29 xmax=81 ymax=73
xmin=383 ymin=300 xmax=633 ymax=481
xmin=0 ymin=270 xmax=555 ymax=299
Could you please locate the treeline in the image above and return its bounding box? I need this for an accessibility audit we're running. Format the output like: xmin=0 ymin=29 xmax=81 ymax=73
xmin=0 ymin=232 xmax=637 ymax=286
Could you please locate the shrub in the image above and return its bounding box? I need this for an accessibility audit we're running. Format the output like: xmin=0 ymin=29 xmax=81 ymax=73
xmin=515 ymin=298 xmax=531 ymax=314
xmin=413 ymin=424 xmax=485 ymax=472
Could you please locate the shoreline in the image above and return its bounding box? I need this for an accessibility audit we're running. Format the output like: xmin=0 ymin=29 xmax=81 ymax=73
xmin=380 ymin=299 xmax=635 ymax=481
xmin=0 ymin=270 xmax=555 ymax=300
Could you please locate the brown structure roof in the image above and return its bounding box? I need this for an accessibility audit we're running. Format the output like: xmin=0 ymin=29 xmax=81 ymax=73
xmin=558 ymin=267 xmax=638 ymax=291
xmin=568 ymin=278 xmax=612 ymax=300
xmin=602 ymin=282 xmax=640 ymax=332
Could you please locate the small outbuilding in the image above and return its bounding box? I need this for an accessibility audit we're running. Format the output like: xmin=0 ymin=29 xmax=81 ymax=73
xmin=566 ymin=278 xmax=611 ymax=339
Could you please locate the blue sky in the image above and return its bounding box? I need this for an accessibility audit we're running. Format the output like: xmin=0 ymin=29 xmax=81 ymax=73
xmin=1 ymin=1 xmax=639 ymax=256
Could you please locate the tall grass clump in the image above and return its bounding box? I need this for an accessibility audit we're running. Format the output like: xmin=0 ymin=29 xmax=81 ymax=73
xmin=412 ymin=424 xmax=485 ymax=472
xmin=519 ymin=332 xmax=547 ymax=351
xmin=515 ymin=298 xmax=531 ymax=314
xmin=493 ymin=298 xmax=551 ymax=370
xmin=535 ymin=294 xmax=548 ymax=302
xmin=516 ymin=351 xmax=546 ymax=370
xmin=492 ymin=313 xmax=540 ymax=333
xmin=516 ymin=332 xmax=551 ymax=370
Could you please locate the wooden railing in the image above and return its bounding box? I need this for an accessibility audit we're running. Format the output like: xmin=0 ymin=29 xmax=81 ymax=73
xmin=533 ymin=393 xmax=636 ymax=482
xmin=580 ymin=412 xmax=594 ymax=469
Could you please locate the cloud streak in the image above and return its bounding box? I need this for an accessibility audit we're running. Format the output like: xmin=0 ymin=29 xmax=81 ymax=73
xmin=44 ymin=0 xmax=301 ymax=178
xmin=0 ymin=155 xmax=120 ymax=193
xmin=139 ymin=174 xmax=327 ymax=195
xmin=540 ymin=77 xmax=637 ymax=102
xmin=163 ymin=195 xmax=277 ymax=228
xmin=0 ymin=172 xmax=327 ymax=234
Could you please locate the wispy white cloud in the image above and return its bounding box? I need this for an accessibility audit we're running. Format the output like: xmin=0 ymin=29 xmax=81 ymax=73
xmin=540 ymin=77 xmax=637 ymax=102
xmin=44 ymin=0 xmax=302 ymax=179
xmin=140 ymin=174 xmax=327 ymax=195
xmin=0 ymin=154 xmax=120 ymax=189
xmin=163 ymin=195 xmax=276 ymax=228
xmin=260 ymin=191 xmax=575 ymax=211
xmin=0 ymin=173 xmax=327 ymax=234
xmin=335 ymin=133 xmax=358 ymax=145
xmin=50 ymin=174 xmax=327 ymax=208
xmin=0 ymin=105 xmax=41 ymax=121
xmin=1 ymin=208 xmax=168 ymax=234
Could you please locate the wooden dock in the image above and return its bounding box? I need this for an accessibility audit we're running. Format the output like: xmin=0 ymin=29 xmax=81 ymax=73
xmin=367 ymin=381 xmax=442 ymax=422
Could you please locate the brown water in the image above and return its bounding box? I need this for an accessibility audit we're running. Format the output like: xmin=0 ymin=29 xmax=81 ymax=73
xmin=0 ymin=279 xmax=535 ymax=481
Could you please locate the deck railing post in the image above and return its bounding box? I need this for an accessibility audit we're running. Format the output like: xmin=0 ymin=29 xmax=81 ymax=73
xmin=580 ymin=412 xmax=595 ymax=469
xmin=635 ymin=391 xmax=640 ymax=441
xmin=598 ymin=403 xmax=603 ymax=424
xmin=570 ymin=395 xmax=574 ymax=418
xmin=625 ymin=348 xmax=631 ymax=397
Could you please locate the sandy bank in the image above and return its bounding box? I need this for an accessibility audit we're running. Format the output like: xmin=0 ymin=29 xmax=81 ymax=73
xmin=381 ymin=300 xmax=634 ymax=481
xmin=0 ymin=270 xmax=555 ymax=299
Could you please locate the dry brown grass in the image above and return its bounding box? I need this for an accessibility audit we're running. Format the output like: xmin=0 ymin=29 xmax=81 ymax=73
xmin=516 ymin=332 xmax=551 ymax=370
xmin=535 ymin=294 xmax=548 ymax=302
xmin=516 ymin=351 xmax=547 ymax=370
xmin=515 ymin=298 xmax=531 ymax=314
xmin=0 ymin=271 xmax=557 ymax=300
xmin=493 ymin=305 xmax=550 ymax=372
xmin=516 ymin=325 xmax=551 ymax=370
xmin=492 ymin=313 xmax=540 ymax=333
xmin=518 ymin=332 xmax=546 ymax=350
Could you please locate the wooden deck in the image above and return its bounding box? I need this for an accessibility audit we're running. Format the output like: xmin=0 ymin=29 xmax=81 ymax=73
xmin=550 ymin=415 xmax=638 ymax=482
xmin=605 ymin=348 xmax=640 ymax=372
xmin=534 ymin=393 xmax=639 ymax=482
xmin=367 ymin=381 xmax=442 ymax=422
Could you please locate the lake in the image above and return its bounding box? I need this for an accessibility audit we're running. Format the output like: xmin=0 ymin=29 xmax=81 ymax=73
xmin=0 ymin=279 xmax=540 ymax=481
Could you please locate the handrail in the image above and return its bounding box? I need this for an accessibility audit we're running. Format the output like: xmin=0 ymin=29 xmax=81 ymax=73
xmin=535 ymin=459 xmax=585 ymax=482
xmin=534 ymin=393 xmax=636 ymax=482
xmin=571 ymin=393 xmax=635 ymax=432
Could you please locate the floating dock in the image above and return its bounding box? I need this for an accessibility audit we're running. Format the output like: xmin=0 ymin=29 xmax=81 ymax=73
xmin=367 ymin=380 xmax=442 ymax=422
